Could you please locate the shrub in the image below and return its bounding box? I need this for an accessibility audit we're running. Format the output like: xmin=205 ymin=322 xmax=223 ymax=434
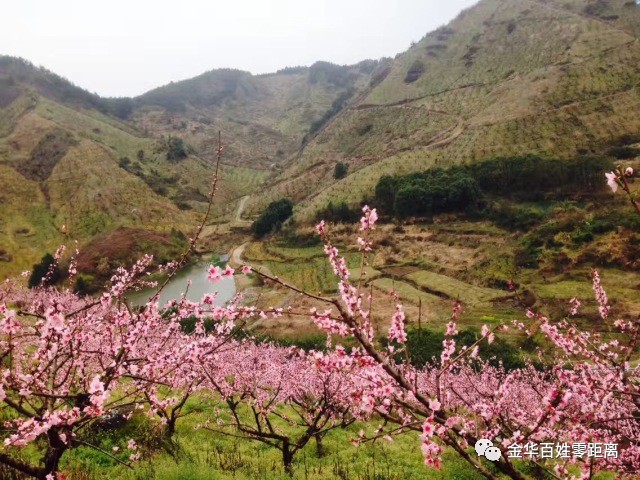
xmin=470 ymin=155 xmax=612 ymax=200
xmin=315 ymin=201 xmax=360 ymax=223
xmin=334 ymin=161 xmax=349 ymax=179
xmin=514 ymin=240 xmax=542 ymax=268
xmin=375 ymin=155 xmax=613 ymax=220
xmin=179 ymin=315 xmax=215 ymax=334
xmin=28 ymin=253 xmax=62 ymax=288
xmin=595 ymin=210 xmax=640 ymax=231
xmin=252 ymin=199 xmax=294 ymax=238
xmin=404 ymin=60 xmax=424 ymax=83
xmin=390 ymin=328 xmax=525 ymax=370
xmin=607 ymin=146 xmax=640 ymax=159
xmin=74 ymin=274 xmax=97 ymax=296
xmin=166 ymin=136 xmax=188 ymax=162
xmin=394 ymin=184 xmax=433 ymax=217
xmin=374 ymin=175 xmax=398 ymax=210
xmin=376 ymin=168 xmax=481 ymax=217
xmin=488 ymin=203 xmax=546 ymax=231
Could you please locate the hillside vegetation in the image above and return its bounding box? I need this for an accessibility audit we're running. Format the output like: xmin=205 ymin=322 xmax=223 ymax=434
xmin=249 ymin=0 xmax=640 ymax=217
xmin=2 ymin=2 xmax=640 ymax=479
xmin=2 ymin=0 xmax=640 ymax=308
xmin=0 ymin=57 xmax=381 ymax=278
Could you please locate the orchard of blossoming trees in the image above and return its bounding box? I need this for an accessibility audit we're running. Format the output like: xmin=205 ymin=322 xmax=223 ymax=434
xmin=0 ymin=164 xmax=638 ymax=480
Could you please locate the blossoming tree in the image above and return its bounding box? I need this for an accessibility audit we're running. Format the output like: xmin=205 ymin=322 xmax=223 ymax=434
xmin=196 ymin=341 xmax=355 ymax=475
xmin=244 ymin=201 xmax=640 ymax=479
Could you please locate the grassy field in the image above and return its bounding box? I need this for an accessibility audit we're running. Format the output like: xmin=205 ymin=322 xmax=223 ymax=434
xmin=237 ymin=197 xmax=640 ymax=339
xmin=49 ymin=391 xmax=619 ymax=480
xmin=244 ymin=242 xmax=362 ymax=294
xmin=54 ymin=397 xmax=491 ymax=480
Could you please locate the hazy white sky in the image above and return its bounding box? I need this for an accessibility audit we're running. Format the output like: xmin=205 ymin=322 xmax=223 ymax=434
xmin=2 ymin=0 xmax=478 ymax=98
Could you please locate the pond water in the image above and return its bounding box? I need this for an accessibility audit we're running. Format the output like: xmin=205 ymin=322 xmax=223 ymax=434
xmin=126 ymin=259 xmax=236 ymax=307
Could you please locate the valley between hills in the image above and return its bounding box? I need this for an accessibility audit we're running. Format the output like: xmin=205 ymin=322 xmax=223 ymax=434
xmin=1 ymin=0 xmax=640 ymax=343
xmin=3 ymin=1 xmax=640 ymax=479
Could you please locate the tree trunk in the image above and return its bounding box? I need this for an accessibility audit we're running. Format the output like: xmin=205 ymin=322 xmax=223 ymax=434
xmin=315 ymin=433 xmax=325 ymax=458
xmin=164 ymin=417 xmax=177 ymax=440
xmin=282 ymin=441 xmax=294 ymax=477
xmin=41 ymin=430 xmax=67 ymax=480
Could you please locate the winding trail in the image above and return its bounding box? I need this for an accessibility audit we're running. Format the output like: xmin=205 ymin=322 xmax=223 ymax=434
xmin=229 ymin=242 xmax=248 ymax=267
xmin=235 ymin=196 xmax=249 ymax=223
xmin=411 ymin=114 xmax=464 ymax=152
xmin=230 ymin=195 xmax=253 ymax=229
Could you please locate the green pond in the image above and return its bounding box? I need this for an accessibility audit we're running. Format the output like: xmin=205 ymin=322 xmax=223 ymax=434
xmin=126 ymin=257 xmax=236 ymax=307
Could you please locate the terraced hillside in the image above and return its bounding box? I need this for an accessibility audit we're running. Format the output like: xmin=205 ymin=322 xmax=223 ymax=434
xmin=0 ymin=86 xmax=197 ymax=278
xmin=3 ymin=0 xmax=640 ymax=288
xmin=0 ymin=57 xmax=384 ymax=278
xmin=130 ymin=61 xmax=383 ymax=169
xmin=247 ymin=0 xmax=640 ymax=218
xmin=238 ymin=216 xmax=640 ymax=345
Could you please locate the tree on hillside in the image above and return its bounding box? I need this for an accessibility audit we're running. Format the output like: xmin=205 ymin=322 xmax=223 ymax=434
xmin=376 ymin=155 xmax=612 ymax=217
xmin=334 ymin=161 xmax=348 ymax=179
xmin=166 ymin=136 xmax=188 ymax=162
xmin=315 ymin=201 xmax=359 ymax=223
xmin=252 ymin=199 xmax=294 ymax=238
xmin=374 ymin=175 xmax=398 ymax=209
xmin=390 ymin=170 xmax=480 ymax=217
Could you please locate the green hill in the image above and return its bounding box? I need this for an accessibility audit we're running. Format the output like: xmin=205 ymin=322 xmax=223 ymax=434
xmin=0 ymin=56 xmax=381 ymax=278
xmin=0 ymin=58 xmax=205 ymax=279
xmin=3 ymin=0 xmax=640 ymax=283
xmin=131 ymin=60 xmax=383 ymax=169
xmin=247 ymin=0 xmax=640 ymax=218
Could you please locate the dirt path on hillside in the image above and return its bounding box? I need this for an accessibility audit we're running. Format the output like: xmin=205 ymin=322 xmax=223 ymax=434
xmin=413 ymin=115 xmax=465 ymax=152
xmin=476 ymin=84 xmax=639 ymax=128
xmin=352 ymin=84 xmax=484 ymax=111
xmin=235 ymin=195 xmax=249 ymax=222
xmin=229 ymin=242 xmax=248 ymax=267
xmin=290 ymin=109 xmax=466 ymax=203
xmin=230 ymin=195 xmax=253 ymax=230
xmin=348 ymin=102 xmax=466 ymax=154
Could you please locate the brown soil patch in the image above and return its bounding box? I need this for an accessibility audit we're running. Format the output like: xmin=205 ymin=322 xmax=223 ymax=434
xmin=76 ymin=227 xmax=185 ymax=276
